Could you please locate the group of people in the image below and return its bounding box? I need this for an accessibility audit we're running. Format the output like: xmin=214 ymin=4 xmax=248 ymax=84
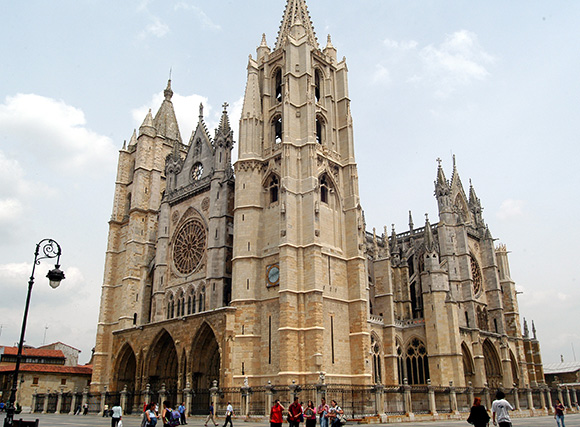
xmin=468 ymin=390 xmax=568 ymax=427
xmin=270 ymin=397 xmax=345 ymax=427
xmin=142 ymin=401 xmax=188 ymax=427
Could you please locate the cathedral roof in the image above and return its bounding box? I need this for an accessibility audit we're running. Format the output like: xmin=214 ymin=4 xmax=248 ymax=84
xmin=153 ymin=79 xmax=182 ymax=143
xmin=275 ymin=0 xmax=318 ymax=50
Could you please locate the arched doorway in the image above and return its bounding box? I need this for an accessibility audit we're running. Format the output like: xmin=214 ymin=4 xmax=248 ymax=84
xmin=114 ymin=344 xmax=137 ymax=392
xmin=482 ymin=339 xmax=502 ymax=389
xmin=510 ymin=350 xmax=520 ymax=387
xmin=147 ymin=330 xmax=178 ymax=404
xmin=190 ymin=323 xmax=220 ymax=414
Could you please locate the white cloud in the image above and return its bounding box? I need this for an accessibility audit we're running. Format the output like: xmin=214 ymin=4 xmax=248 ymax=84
xmin=372 ymin=64 xmax=391 ymax=85
xmin=497 ymin=199 xmax=525 ymax=221
xmin=0 ymin=94 xmax=117 ymax=175
xmin=143 ymin=17 xmax=170 ymax=38
xmin=174 ymin=2 xmax=222 ymax=31
xmin=376 ymin=30 xmax=495 ymax=97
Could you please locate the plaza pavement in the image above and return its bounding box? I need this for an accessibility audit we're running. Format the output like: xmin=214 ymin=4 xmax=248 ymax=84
xmin=2 ymin=413 xmax=579 ymax=427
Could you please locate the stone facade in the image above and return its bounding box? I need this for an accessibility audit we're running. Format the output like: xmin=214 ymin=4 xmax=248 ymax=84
xmin=90 ymin=0 xmax=545 ymax=416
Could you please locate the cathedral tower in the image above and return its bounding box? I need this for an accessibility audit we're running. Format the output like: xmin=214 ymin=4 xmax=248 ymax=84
xmin=231 ymin=0 xmax=370 ymax=385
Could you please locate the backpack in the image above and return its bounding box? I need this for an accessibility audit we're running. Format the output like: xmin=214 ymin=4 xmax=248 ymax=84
xmin=166 ymin=409 xmax=181 ymax=427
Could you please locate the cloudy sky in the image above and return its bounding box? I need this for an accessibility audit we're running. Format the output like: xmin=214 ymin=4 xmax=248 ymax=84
xmin=1 ymin=1 xmax=578 ymax=366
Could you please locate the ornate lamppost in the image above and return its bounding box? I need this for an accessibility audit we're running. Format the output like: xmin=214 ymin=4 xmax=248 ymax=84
xmin=3 ymin=239 xmax=65 ymax=427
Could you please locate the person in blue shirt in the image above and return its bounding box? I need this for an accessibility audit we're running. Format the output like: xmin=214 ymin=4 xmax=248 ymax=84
xmin=178 ymin=402 xmax=187 ymax=425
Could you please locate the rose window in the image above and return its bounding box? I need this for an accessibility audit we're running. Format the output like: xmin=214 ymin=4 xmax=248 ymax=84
xmin=470 ymin=256 xmax=482 ymax=295
xmin=173 ymin=219 xmax=206 ymax=275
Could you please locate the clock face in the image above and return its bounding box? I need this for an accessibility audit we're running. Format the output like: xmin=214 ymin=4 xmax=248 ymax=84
xmin=266 ymin=264 xmax=280 ymax=286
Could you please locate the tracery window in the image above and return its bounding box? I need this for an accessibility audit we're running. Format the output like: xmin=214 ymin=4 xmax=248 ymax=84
xmin=191 ymin=162 xmax=204 ymax=181
xmin=167 ymin=294 xmax=175 ymax=319
xmin=470 ymin=256 xmax=482 ymax=295
xmin=172 ymin=218 xmax=206 ymax=275
xmin=396 ymin=341 xmax=404 ymax=385
xmin=404 ymin=338 xmax=430 ymax=385
xmin=315 ymin=116 xmax=324 ymax=144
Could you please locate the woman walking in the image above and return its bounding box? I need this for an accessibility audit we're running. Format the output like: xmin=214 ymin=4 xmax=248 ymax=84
xmin=270 ymin=399 xmax=285 ymax=427
xmin=467 ymin=397 xmax=490 ymax=427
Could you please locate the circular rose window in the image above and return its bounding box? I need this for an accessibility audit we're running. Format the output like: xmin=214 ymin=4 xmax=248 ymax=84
xmin=173 ymin=219 xmax=206 ymax=274
xmin=470 ymin=256 xmax=482 ymax=295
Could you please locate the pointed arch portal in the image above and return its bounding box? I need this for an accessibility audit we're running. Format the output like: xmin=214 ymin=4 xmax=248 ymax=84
xmin=147 ymin=330 xmax=179 ymax=400
xmin=114 ymin=344 xmax=137 ymax=393
xmin=190 ymin=323 xmax=220 ymax=414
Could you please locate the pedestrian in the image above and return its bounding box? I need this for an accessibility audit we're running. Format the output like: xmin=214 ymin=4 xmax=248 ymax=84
xmin=0 ymin=402 xmax=5 ymax=412
xmin=111 ymin=403 xmax=123 ymax=427
xmin=491 ymin=390 xmax=513 ymax=427
xmin=317 ymin=397 xmax=329 ymax=427
xmin=103 ymin=404 xmax=110 ymax=417
xmin=270 ymin=399 xmax=285 ymax=427
xmin=327 ymin=400 xmax=343 ymax=427
xmin=554 ymin=399 xmax=566 ymax=427
xmin=144 ymin=402 xmax=158 ymax=427
xmin=223 ymin=401 xmax=234 ymax=427
xmin=74 ymin=404 xmax=81 ymax=415
xmin=178 ymin=402 xmax=187 ymax=425
xmin=162 ymin=401 xmax=181 ymax=427
xmin=205 ymin=402 xmax=218 ymax=426
xmin=83 ymin=402 xmax=89 ymax=415
xmin=304 ymin=400 xmax=317 ymax=427
xmin=467 ymin=397 xmax=490 ymax=427
xmin=288 ymin=396 xmax=302 ymax=427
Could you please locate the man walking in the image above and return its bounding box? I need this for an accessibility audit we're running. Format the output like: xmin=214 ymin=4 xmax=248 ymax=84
xmin=178 ymin=402 xmax=187 ymax=425
xmin=491 ymin=390 xmax=513 ymax=427
xmin=205 ymin=402 xmax=218 ymax=426
xmin=223 ymin=402 xmax=234 ymax=427
xmin=555 ymin=399 xmax=566 ymax=427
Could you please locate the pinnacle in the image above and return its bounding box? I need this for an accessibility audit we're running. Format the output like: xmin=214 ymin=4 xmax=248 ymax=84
xmin=275 ymin=0 xmax=318 ymax=50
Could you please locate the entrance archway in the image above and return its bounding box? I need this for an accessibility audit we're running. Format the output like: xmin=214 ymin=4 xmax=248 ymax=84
xmin=482 ymin=339 xmax=502 ymax=389
xmin=114 ymin=343 xmax=137 ymax=392
xmin=190 ymin=322 xmax=220 ymax=414
xmin=147 ymin=329 xmax=178 ymax=403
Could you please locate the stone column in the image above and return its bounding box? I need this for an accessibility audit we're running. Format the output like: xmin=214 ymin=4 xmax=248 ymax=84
xmin=241 ymin=379 xmax=250 ymax=418
xmin=546 ymin=387 xmax=553 ymax=414
xmin=373 ymin=384 xmax=385 ymax=415
xmin=427 ymin=380 xmax=437 ymax=416
xmin=100 ymin=388 xmax=107 ymax=416
xmin=289 ymin=381 xmax=299 ymax=401
xmin=183 ymin=382 xmax=192 ymax=416
xmin=31 ymin=391 xmax=37 ymax=414
xmin=120 ymin=385 xmax=128 ymax=413
xmin=572 ymin=388 xmax=578 ymax=410
xmin=43 ymin=390 xmax=50 ymax=414
xmin=512 ymin=387 xmax=520 ymax=411
xmin=142 ymin=384 xmax=151 ymax=407
xmin=467 ymin=382 xmax=474 ymax=409
xmin=526 ymin=388 xmax=534 ymax=411
xmin=565 ymin=386 xmax=572 ymax=409
xmin=449 ymin=381 xmax=458 ymax=414
xmin=56 ymin=388 xmax=64 ymax=414
xmin=483 ymin=384 xmax=491 ymax=411
xmin=557 ymin=386 xmax=564 ymax=407
xmin=210 ymin=380 xmax=219 ymax=415
xmin=403 ymin=379 xmax=413 ymax=416
xmin=68 ymin=389 xmax=77 ymax=415
xmin=82 ymin=387 xmax=89 ymax=412
xmin=265 ymin=382 xmax=274 ymax=417
xmin=158 ymin=383 xmax=167 ymax=406
xmin=539 ymin=387 xmax=546 ymax=410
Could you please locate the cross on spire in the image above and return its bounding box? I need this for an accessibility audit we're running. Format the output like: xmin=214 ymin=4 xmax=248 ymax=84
xmin=222 ymin=102 xmax=229 ymax=112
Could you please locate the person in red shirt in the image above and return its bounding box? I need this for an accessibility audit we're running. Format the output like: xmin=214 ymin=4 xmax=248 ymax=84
xmin=554 ymin=399 xmax=566 ymax=427
xmin=288 ymin=397 xmax=302 ymax=427
xmin=270 ymin=399 xmax=285 ymax=427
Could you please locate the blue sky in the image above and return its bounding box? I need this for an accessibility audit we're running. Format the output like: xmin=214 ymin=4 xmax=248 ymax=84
xmin=1 ymin=0 xmax=579 ymax=366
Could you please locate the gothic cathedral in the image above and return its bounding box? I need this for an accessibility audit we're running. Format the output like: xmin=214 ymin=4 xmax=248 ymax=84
xmin=91 ymin=0 xmax=544 ymax=412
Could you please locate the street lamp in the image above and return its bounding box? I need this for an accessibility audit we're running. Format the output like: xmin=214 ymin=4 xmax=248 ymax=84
xmin=3 ymin=239 xmax=65 ymax=427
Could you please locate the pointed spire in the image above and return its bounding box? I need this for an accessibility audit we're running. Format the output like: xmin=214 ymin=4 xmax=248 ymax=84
xmin=532 ymin=321 xmax=537 ymax=339
xmin=260 ymin=33 xmax=268 ymax=47
xmin=217 ymin=102 xmax=231 ymax=135
xmin=468 ymin=179 xmax=479 ymax=206
xmin=424 ymin=214 xmax=435 ymax=252
xmin=275 ymin=0 xmax=318 ymax=50
xmin=323 ymin=34 xmax=337 ymax=62
xmin=390 ymin=224 xmax=399 ymax=255
xmin=128 ymin=129 xmax=137 ymax=146
xmin=199 ymin=102 xmax=204 ymax=120
xmin=408 ymin=210 xmax=414 ymax=232
xmin=523 ymin=318 xmax=529 ymax=337
xmin=257 ymin=33 xmax=271 ymax=61
xmin=153 ymin=80 xmax=182 ymax=142
xmin=122 ymin=140 xmax=126 ymax=150
xmin=383 ymin=225 xmax=390 ymax=257
xmin=139 ymin=109 xmax=155 ymax=137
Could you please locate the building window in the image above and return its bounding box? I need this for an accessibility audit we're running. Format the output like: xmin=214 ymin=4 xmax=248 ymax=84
xmin=315 ymin=69 xmax=322 ymax=102
xmin=320 ymin=175 xmax=329 ymax=204
xmin=470 ymin=256 xmax=482 ymax=295
xmin=275 ymin=68 xmax=282 ymax=103
xmin=268 ymin=175 xmax=279 ymax=203
xmin=371 ymin=335 xmax=382 ymax=384
xmin=404 ymin=338 xmax=430 ymax=385
xmin=61 ymin=378 xmax=67 ymax=385
xmin=272 ymin=115 xmax=282 ymax=144
xmin=33 ymin=377 xmax=39 ymax=385
xmin=315 ymin=115 xmax=324 ymax=144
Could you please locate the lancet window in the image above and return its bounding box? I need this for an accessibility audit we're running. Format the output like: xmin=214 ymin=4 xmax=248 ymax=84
xmin=274 ymin=68 xmax=282 ymax=103
xmin=272 ymin=115 xmax=282 ymax=144
xmin=320 ymin=174 xmax=330 ymax=204
xmin=267 ymin=175 xmax=279 ymax=204
xmin=404 ymin=338 xmax=430 ymax=385
xmin=315 ymin=69 xmax=322 ymax=102
xmin=371 ymin=335 xmax=382 ymax=384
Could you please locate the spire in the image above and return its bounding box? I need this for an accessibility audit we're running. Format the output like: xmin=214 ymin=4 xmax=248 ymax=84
xmin=275 ymin=0 xmax=318 ymax=50
xmin=153 ymin=80 xmax=182 ymax=142
xmin=139 ymin=109 xmax=155 ymax=137
xmin=532 ymin=321 xmax=537 ymax=339
xmin=128 ymin=129 xmax=137 ymax=146
xmin=408 ymin=210 xmax=414 ymax=232
xmin=424 ymin=214 xmax=435 ymax=252
xmin=390 ymin=224 xmax=399 ymax=255
xmin=217 ymin=102 xmax=231 ymax=135
xmin=192 ymin=102 xmax=211 ymax=144
xmin=241 ymin=56 xmax=261 ymax=119
xmin=523 ymin=318 xmax=529 ymax=338
xmin=323 ymin=34 xmax=337 ymax=62
xmin=257 ymin=33 xmax=271 ymax=61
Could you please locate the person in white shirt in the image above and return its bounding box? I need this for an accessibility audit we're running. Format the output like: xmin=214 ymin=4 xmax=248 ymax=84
xmin=491 ymin=390 xmax=513 ymax=427
xmin=111 ymin=404 xmax=123 ymax=427
xmin=223 ymin=402 xmax=234 ymax=427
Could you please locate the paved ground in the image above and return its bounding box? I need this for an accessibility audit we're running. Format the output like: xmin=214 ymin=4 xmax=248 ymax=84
xmin=2 ymin=413 xmax=579 ymax=427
